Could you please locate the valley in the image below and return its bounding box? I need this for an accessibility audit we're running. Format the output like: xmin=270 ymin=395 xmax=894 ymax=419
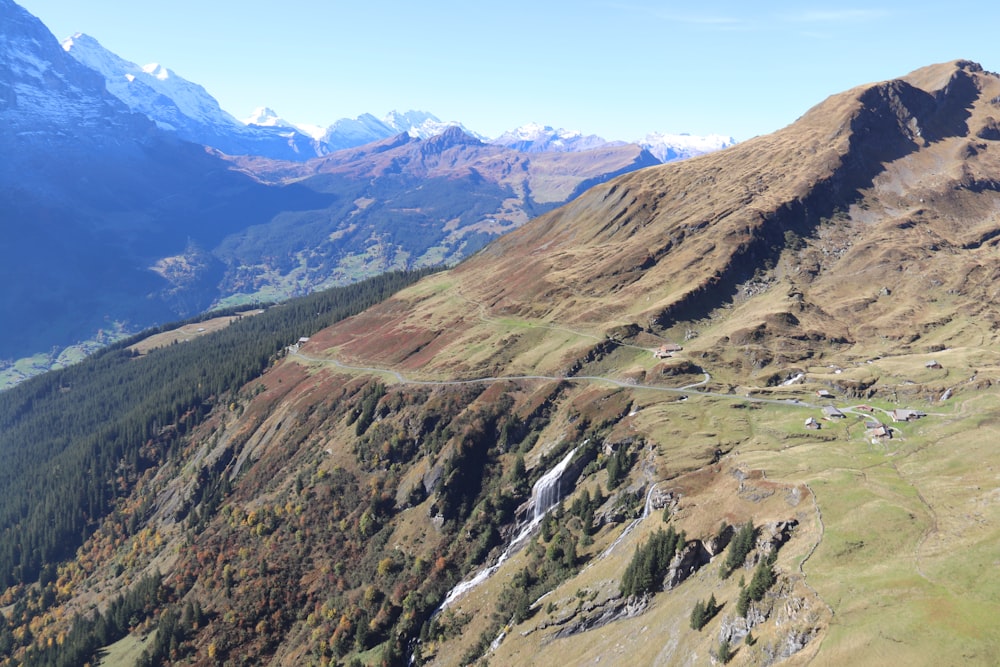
xmin=1 ymin=0 xmax=693 ymax=380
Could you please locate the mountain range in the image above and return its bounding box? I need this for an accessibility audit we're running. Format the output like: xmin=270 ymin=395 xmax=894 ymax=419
xmin=60 ymin=31 xmax=734 ymax=162
xmin=2 ymin=53 xmax=1000 ymax=666
xmin=0 ymin=0 xmax=731 ymax=379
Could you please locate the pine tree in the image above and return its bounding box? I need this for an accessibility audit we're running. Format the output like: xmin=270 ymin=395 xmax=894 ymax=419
xmin=718 ymin=637 xmax=734 ymax=664
xmin=721 ymin=520 xmax=755 ymax=579
xmin=690 ymin=599 xmax=707 ymax=630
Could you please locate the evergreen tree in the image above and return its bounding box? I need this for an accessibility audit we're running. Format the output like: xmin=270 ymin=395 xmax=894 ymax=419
xmin=718 ymin=637 xmax=734 ymax=664
xmin=690 ymin=600 xmax=707 ymax=630
xmin=721 ymin=521 xmax=756 ymax=579
xmin=620 ymin=526 xmax=682 ymax=597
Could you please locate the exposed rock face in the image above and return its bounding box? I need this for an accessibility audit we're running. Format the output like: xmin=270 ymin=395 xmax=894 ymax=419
xmin=758 ymin=519 xmax=798 ymax=559
xmin=664 ymin=540 xmax=712 ymax=590
xmin=706 ymin=522 xmax=735 ymax=557
xmin=719 ymin=605 xmax=767 ymax=645
xmin=545 ymin=594 xmax=649 ymax=641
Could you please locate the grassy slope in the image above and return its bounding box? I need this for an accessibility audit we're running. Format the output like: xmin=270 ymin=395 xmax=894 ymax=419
xmin=293 ymin=271 xmax=1000 ymax=664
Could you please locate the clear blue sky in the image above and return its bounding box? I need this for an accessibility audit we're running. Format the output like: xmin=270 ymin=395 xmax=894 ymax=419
xmin=16 ymin=1 xmax=1000 ymax=141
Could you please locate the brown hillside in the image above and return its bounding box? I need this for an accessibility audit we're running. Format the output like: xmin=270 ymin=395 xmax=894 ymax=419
xmin=227 ymin=127 xmax=660 ymax=206
xmin=321 ymin=60 xmax=1000 ymax=383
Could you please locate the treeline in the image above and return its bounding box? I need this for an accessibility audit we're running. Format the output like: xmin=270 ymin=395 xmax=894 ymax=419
xmin=0 ymin=268 xmax=437 ymax=587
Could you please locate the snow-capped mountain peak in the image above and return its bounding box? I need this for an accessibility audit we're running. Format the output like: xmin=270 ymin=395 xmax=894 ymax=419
xmin=490 ymin=123 xmax=612 ymax=153
xmin=510 ymin=122 xmax=581 ymax=141
xmin=317 ymin=110 xmax=483 ymax=151
xmin=244 ymin=106 xmax=290 ymax=128
xmin=61 ymin=33 xmax=320 ymax=159
xmin=382 ymin=110 xmax=483 ymax=140
xmin=56 ymin=31 xmax=734 ymax=164
xmin=141 ymin=62 xmax=171 ymax=81
xmin=0 ymin=6 xmax=128 ymax=128
xmin=63 ymin=32 xmax=241 ymax=130
xmin=637 ymin=132 xmax=736 ymax=162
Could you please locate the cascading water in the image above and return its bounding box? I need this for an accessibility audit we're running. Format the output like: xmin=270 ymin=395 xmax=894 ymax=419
xmin=599 ymin=482 xmax=658 ymax=559
xmin=531 ymin=446 xmax=578 ymax=521
xmin=434 ymin=445 xmax=580 ymax=613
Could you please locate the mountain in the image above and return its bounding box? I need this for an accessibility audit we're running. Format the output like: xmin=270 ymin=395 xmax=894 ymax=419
xmin=488 ymin=123 xmax=736 ymax=161
xmin=58 ymin=31 xmax=732 ymax=164
xmin=0 ymin=1 xmax=332 ymax=360
xmin=210 ymin=126 xmax=662 ymax=300
xmin=243 ymin=106 xmax=326 ymax=140
xmin=61 ymin=33 xmax=321 ymax=160
xmin=0 ymin=1 xmax=664 ymax=380
xmin=59 ymin=33 xmax=481 ymax=161
xmin=319 ymin=110 xmax=483 ymax=152
xmin=491 ymin=123 xmax=618 ymax=152
xmin=4 ymin=59 xmax=1000 ymax=667
xmin=638 ymin=131 xmax=736 ymax=162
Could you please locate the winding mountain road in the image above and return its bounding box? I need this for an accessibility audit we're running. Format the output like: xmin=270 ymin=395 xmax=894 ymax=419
xmin=289 ymin=349 xmax=821 ymax=409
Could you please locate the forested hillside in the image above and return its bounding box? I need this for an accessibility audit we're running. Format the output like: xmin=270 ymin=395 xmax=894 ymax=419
xmin=0 ymin=268 xmax=436 ymax=591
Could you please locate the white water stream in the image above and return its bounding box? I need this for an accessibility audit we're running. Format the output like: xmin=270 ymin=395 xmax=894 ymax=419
xmin=436 ymin=445 xmax=580 ymax=612
xmin=599 ymin=482 xmax=659 ymax=560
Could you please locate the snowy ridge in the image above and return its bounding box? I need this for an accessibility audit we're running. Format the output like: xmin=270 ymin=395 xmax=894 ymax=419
xmin=0 ymin=3 xmax=124 ymax=129
xmin=490 ymin=122 xmax=615 ymax=153
xmin=63 ymin=33 xmax=243 ymax=132
xmin=639 ymin=132 xmax=736 ymax=162
xmin=490 ymin=122 xmax=735 ymax=161
xmin=42 ymin=20 xmax=735 ymax=162
xmin=319 ymin=110 xmax=483 ymax=150
xmin=245 ymin=106 xmax=296 ymax=130
xmin=244 ymin=107 xmax=326 ymax=140
xmin=61 ymin=32 xmax=318 ymax=160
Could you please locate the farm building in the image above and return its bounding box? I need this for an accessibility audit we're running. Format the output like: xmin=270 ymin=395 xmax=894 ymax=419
xmin=654 ymin=343 xmax=683 ymax=358
xmin=867 ymin=424 xmax=892 ymax=439
xmin=822 ymin=406 xmax=846 ymax=419
xmin=891 ymin=408 xmax=925 ymax=422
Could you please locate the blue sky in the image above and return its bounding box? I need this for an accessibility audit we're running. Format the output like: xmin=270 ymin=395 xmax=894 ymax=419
xmin=16 ymin=1 xmax=1000 ymax=141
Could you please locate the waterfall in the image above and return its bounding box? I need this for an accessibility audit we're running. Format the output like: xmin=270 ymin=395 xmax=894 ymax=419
xmin=532 ymin=446 xmax=578 ymax=520
xmin=434 ymin=445 xmax=580 ymax=613
xmin=599 ymin=482 xmax=658 ymax=560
